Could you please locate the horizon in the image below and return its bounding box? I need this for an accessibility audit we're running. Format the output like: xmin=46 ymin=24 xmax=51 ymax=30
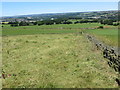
xmin=1 ymin=9 xmax=118 ymax=17
xmin=1 ymin=2 xmax=118 ymax=17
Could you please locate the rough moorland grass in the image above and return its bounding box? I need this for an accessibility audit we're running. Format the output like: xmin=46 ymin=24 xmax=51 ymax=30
xmin=84 ymin=29 xmax=118 ymax=47
xmin=2 ymin=33 xmax=118 ymax=88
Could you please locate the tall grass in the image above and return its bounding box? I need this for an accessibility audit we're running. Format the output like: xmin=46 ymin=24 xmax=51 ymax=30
xmin=2 ymin=34 xmax=118 ymax=88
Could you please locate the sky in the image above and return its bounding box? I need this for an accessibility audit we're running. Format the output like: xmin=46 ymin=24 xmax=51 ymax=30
xmin=1 ymin=2 xmax=118 ymax=17
xmin=1 ymin=0 xmax=120 ymax=2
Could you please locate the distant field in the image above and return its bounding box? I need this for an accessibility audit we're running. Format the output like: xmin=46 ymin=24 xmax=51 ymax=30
xmin=2 ymin=23 xmax=117 ymax=35
xmin=2 ymin=33 xmax=118 ymax=88
xmin=2 ymin=23 xmax=101 ymax=30
xmin=2 ymin=28 xmax=81 ymax=36
xmin=84 ymin=28 xmax=118 ymax=47
xmin=2 ymin=23 xmax=116 ymax=30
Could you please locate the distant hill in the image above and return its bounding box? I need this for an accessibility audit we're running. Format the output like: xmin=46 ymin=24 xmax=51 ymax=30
xmin=1 ymin=10 xmax=118 ymax=22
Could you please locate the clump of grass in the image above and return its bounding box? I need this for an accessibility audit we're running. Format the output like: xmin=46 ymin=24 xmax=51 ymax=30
xmin=76 ymin=64 xmax=80 ymax=68
xmin=48 ymin=46 xmax=50 ymax=48
xmin=32 ymin=41 xmax=37 ymax=43
xmin=6 ymin=50 xmax=9 ymax=54
xmin=97 ymin=26 xmax=104 ymax=29
xmin=64 ymin=37 xmax=69 ymax=39
xmin=16 ymin=39 xmax=22 ymax=42
xmin=25 ymin=40 xmax=29 ymax=43
xmin=42 ymin=42 xmax=46 ymax=45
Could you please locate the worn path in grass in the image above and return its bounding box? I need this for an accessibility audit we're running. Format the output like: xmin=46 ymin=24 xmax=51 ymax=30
xmin=2 ymin=33 xmax=118 ymax=88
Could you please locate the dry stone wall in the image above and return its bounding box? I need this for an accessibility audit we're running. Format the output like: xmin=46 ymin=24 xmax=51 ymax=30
xmin=87 ymin=34 xmax=120 ymax=73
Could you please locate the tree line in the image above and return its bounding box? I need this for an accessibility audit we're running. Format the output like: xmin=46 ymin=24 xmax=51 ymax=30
xmin=8 ymin=19 xmax=119 ymax=27
xmin=9 ymin=19 xmax=73 ymax=27
xmin=74 ymin=19 xmax=119 ymax=26
xmin=100 ymin=19 xmax=119 ymax=26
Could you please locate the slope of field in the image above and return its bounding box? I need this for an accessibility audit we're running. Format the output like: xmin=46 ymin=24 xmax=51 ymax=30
xmin=84 ymin=28 xmax=118 ymax=47
xmin=2 ymin=33 xmax=118 ymax=88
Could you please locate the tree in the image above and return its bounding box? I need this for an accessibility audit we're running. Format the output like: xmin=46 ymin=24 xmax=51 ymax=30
xmin=80 ymin=20 xmax=89 ymax=23
xmin=33 ymin=22 xmax=37 ymax=25
xmin=113 ymin=23 xmax=119 ymax=26
xmin=63 ymin=21 xmax=72 ymax=24
xmin=92 ymin=19 xmax=99 ymax=23
xmin=107 ymin=20 xmax=113 ymax=25
xmin=8 ymin=21 xmax=19 ymax=25
xmin=11 ymin=24 xmax=18 ymax=27
xmin=44 ymin=20 xmax=54 ymax=25
xmin=19 ymin=21 xmax=29 ymax=26
xmin=100 ymin=19 xmax=113 ymax=25
xmin=74 ymin=21 xmax=79 ymax=24
xmin=37 ymin=21 xmax=44 ymax=26
xmin=53 ymin=19 xmax=62 ymax=24
xmin=97 ymin=26 xmax=104 ymax=29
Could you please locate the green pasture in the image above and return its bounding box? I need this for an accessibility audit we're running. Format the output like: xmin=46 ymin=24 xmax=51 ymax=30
xmin=84 ymin=29 xmax=118 ymax=47
xmin=2 ymin=23 xmax=119 ymax=88
xmin=2 ymin=23 xmax=118 ymax=47
xmin=2 ymin=28 xmax=81 ymax=36
xmin=2 ymin=34 xmax=118 ymax=88
xmin=3 ymin=23 xmax=116 ymax=30
xmin=2 ymin=23 xmax=117 ymax=36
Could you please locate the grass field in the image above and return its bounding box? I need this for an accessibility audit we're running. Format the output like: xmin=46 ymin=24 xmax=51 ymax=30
xmin=2 ymin=33 xmax=118 ymax=88
xmin=2 ymin=23 xmax=118 ymax=47
xmin=2 ymin=23 xmax=119 ymax=88
xmin=2 ymin=23 xmax=104 ymax=30
xmin=84 ymin=28 xmax=118 ymax=47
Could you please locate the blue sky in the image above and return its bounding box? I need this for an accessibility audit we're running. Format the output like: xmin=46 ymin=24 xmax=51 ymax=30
xmin=2 ymin=2 xmax=118 ymax=16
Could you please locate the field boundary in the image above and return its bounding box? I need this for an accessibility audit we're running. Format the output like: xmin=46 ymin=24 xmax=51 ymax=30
xmin=86 ymin=34 xmax=120 ymax=86
xmin=86 ymin=34 xmax=120 ymax=72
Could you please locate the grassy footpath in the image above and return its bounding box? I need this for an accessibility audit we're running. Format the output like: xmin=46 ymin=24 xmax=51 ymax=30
xmin=2 ymin=33 xmax=118 ymax=88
